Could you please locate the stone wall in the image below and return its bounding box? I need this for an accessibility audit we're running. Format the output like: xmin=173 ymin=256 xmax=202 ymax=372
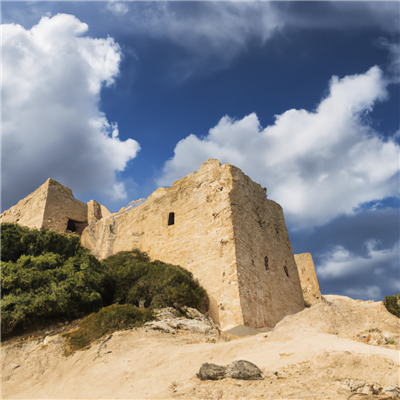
xmin=294 ymin=253 xmax=322 ymax=306
xmin=81 ymin=159 xmax=305 ymax=329
xmin=2 ymin=160 xmax=311 ymax=330
xmin=1 ymin=178 xmax=88 ymax=234
xmin=228 ymin=166 xmax=304 ymax=328
xmin=82 ymin=160 xmax=242 ymax=328
xmin=1 ymin=182 xmax=48 ymax=229
xmin=42 ymin=179 xmax=88 ymax=233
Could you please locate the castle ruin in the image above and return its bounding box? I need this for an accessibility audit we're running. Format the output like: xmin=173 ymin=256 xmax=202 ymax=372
xmin=1 ymin=159 xmax=322 ymax=331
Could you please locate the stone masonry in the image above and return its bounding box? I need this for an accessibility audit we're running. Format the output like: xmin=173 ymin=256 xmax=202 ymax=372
xmin=1 ymin=159 xmax=310 ymax=330
xmin=294 ymin=253 xmax=323 ymax=306
xmin=1 ymin=178 xmax=88 ymax=235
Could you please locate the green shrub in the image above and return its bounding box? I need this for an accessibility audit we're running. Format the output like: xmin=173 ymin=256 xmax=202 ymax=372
xmin=63 ymin=304 xmax=154 ymax=354
xmin=1 ymin=224 xmax=208 ymax=339
xmin=1 ymin=224 xmax=103 ymax=336
xmin=1 ymin=223 xmax=83 ymax=263
xmin=100 ymin=250 xmax=207 ymax=310
xmin=384 ymin=293 xmax=400 ymax=318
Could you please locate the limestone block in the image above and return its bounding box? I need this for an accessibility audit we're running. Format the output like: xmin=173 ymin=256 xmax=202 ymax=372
xmin=294 ymin=253 xmax=322 ymax=306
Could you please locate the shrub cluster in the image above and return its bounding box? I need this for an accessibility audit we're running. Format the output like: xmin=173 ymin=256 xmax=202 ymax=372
xmin=100 ymin=250 xmax=207 ymax=309
xmin=1 ymin=223 xmax=207 ymax=338
xmin=384 ymin=293 xmax=400 ymax=318
xmin=1 ymin=223 xmax=104 ymax=336
xmin=63 ymin=304 xmax=154 ymax=355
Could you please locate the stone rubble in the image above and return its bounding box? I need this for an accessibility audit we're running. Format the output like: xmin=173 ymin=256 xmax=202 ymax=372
xmin=342 ymin=379 xmax=400 ymax=396
xmin=144 ymin=307 xmax=218 ymax=336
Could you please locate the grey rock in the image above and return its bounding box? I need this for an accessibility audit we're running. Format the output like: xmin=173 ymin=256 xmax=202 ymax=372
xmin=197 ymin=363 xmax=227 ymax=381
xmin=197 ymin=360 xmax=263 ymax=381
xmin=226 ymin=360 xmax=264 ymax=380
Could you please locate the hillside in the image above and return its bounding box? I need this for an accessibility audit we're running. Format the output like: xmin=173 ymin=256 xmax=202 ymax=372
xmin=2 ymin=295 xmax=399 ymax=399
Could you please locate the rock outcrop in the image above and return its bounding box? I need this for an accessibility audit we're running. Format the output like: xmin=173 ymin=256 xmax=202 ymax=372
xmin=144 ymin=307 xmax=217 ymax=336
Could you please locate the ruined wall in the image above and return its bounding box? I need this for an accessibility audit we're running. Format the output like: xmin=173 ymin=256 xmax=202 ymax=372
xmin=294 ymin=253 xmax=322 ymax=306
xmin=2 ymin=160 xmax=310 ymax=330
xmin=1 ymin=178 xmax=88 ymax=234
xmin=228 ymin=166 xmax=304 ymax=328
xmin=0 ymin=182 xmax=48 ymax=229
xmin=82 ymin=160 xmax=242 ymax=328
xmin=82 ymin=159 xmax=305 ymax=329
xmin=42 ymin=179 xmax=88 ymax=233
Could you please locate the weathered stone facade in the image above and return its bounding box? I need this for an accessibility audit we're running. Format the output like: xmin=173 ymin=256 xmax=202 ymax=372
xmin=294 ymin=253 xmax=322 ymax=306
xmin=1 ymin=159 xmax=310 ymax=330
xmin=1 ymin=178 xmax=88 ymax=234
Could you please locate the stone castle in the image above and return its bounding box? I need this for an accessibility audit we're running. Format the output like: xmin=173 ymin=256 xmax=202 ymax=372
xmin=1 ymin=159 xmax=322 ymax=331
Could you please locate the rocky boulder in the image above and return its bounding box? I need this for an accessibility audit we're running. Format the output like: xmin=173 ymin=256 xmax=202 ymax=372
xmin=225 ymin=360 xmax=264 ymax=380
xmin=144 ymin=307 xmax=217 ymax=336
xmin=197 ymin=360 xmax=263 ymax=381
xmin=197 ymin=363 xmax=226 ymax=381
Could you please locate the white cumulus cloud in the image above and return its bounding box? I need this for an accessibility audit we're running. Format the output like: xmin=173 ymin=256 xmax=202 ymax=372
xmin=317 ymin=240 xmax=399 ymax=280
xmin=157 ymin=66 xmax=399 ymax=230
xmin=2 ymin=13 xmax=140 ymax=209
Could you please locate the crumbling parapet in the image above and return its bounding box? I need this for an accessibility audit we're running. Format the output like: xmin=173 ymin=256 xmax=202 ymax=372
xmin=0 ymin=178 xmax=88 ymax=234
xmin=294 ymin=253 xmax=322 ymax=306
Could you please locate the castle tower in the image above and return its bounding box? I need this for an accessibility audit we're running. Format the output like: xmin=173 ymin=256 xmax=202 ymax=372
xmin=82 ymin=159 xmax=305 ymax=330
xmin=1 ymin=178 xmax=88 ymax=235
xmin=2 ymin=160 xmax=306 ymax=330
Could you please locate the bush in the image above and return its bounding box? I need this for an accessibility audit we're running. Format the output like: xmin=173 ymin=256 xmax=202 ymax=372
xmin=384 ymin=293 xmax=400 ymax=318
xmin=1 ymin=223 xmax=83 ymax=263
xmin=100 ymin=250 xmax=207 ymax=310
xmin=63 ymin=304 xmax=154 ymax=354
xmin=1 ymin=224 xmax=208 ymax=339
xmin=1 ymin=224 xmax=103 ymax=336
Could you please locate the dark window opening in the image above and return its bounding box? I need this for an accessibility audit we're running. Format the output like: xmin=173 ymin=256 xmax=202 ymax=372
xmin=284 ymin=265 xmax=289 ymax=278
xmin=67 ymin=219 xmax=77 ymax=232
xmin=264 ymin=256 xmax=269 ymax=271
xmin=168 ymin=212 xmax=175 ymax=226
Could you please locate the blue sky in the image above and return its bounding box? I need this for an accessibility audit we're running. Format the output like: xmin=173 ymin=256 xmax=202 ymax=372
xmin=2 ymin=1 xmax=399 ymax=301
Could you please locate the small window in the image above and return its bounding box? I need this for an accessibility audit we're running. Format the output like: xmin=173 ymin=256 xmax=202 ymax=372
xmin=67 ymin=219 xmax=77 ymax=232
xmin=264 ymin=256 xmax=269 ymax=271
xmin=284 ymin=265 xmax=289 ymax=278
xmin=168 ymin=212 xmax=175 ymax=226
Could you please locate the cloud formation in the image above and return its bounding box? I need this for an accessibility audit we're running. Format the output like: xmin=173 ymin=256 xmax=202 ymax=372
xmin=316 ymin=240 xmax=399 ymax=301
xmin=2 ymin=14 xmax=139 ymax=209
xmin=317 ymin=240 xmax=399 ymax=280
xmin=103 ymin=2 xmax=399 ymax=77
xmin=158 ymin=66 xmax=399 ymax=230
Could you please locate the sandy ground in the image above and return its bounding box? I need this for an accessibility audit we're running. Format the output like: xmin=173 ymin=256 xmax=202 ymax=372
xmin=2 ymin=296 xmax=399 ymax=399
